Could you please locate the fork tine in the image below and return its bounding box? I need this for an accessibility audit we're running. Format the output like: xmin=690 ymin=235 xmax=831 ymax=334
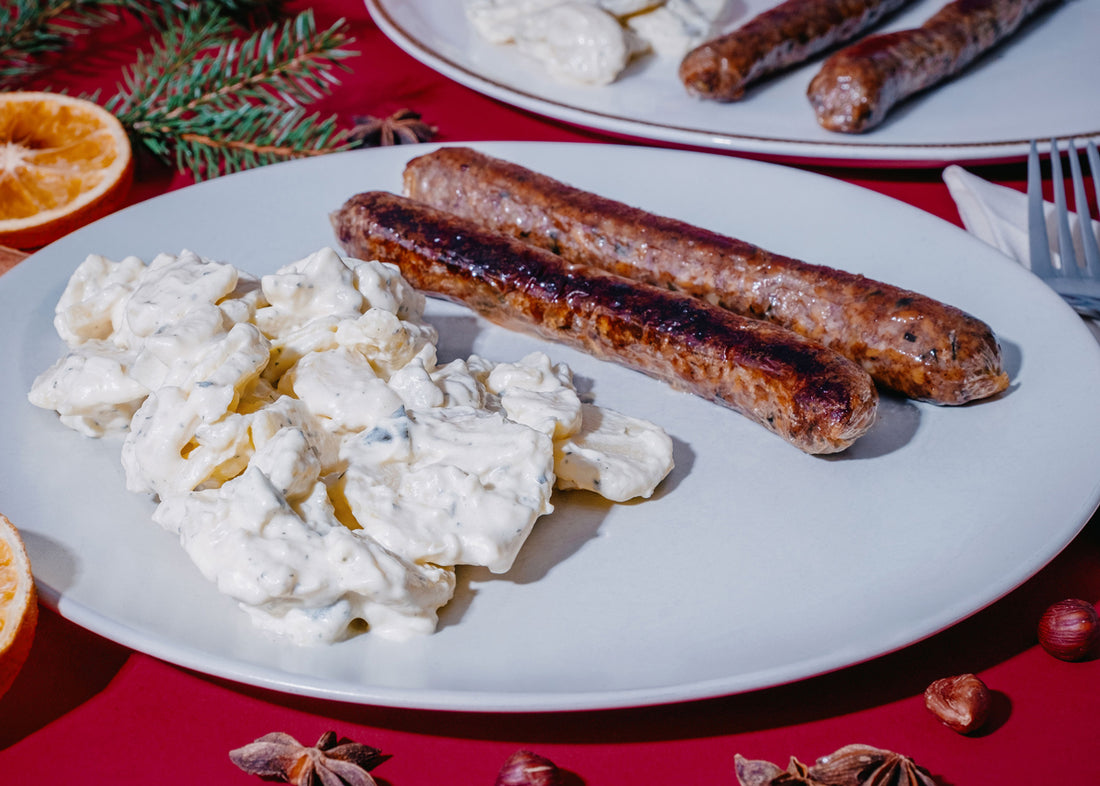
xmin=1088 ymin=140 xmax=1100 ymax=217
xmin=1027 ymin=139 xmax=1100 ymax=317
xmin=1067 ymin=139 xmax=1100 ymax=276
xmin=1049 ymin=138 xmax=1079 ymax=275
xmin=1027 ymin=140 xmax=1054 ymax=278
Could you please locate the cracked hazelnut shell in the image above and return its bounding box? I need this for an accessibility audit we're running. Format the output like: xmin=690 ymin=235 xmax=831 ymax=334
xmin=924 ymin=673 xmax=991 ymax=734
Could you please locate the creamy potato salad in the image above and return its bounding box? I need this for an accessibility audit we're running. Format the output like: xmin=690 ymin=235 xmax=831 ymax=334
xmin=29 ymin=248 xmax=673 ymax=644
xmin=465 ymin=0 xmax=731 ymax=84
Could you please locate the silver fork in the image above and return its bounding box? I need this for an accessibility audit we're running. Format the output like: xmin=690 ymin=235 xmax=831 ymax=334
xmin=1028 ymin=138 xmax=1100 ymax=318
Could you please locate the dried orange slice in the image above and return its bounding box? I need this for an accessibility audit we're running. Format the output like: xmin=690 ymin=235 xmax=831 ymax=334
xmin=0 ymin=91 xmax=133 ymax=250
xmin=0 ymin=513 xmax=37 ymax=698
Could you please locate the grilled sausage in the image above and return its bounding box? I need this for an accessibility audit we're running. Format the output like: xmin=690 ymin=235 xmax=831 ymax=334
xmin=332 ymin=191 xmax=878 ymax=454
xmin=402 ymin=146 xmax=1009 ymax=405
xmin=807 ymin=0 xmax=1058 ymax=133
xmin=679 ymin=0 xmax=914 ymax=101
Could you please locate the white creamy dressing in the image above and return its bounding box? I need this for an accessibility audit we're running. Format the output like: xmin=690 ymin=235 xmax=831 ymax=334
xmin=464 ymin=0 xmax=731 ymax=84
xmin=30 ymin=247 xmax=674 ymax=645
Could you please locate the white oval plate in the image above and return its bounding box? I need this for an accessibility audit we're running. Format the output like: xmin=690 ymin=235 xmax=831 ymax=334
xmin=367 ymin=0 xmax=1100 ymax=166
xmin=4 ymin=142 xmax=1100 ymax=711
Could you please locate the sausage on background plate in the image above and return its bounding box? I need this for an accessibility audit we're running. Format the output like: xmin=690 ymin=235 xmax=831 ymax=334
xmin=679 ymin=0 xmax=914 ymax=101
xmin=807 ymin=0 xmax=1060 ymax=132
xmin=402 ymin=147 xmax=1009 ymax=405
xmin=332 ymin=191 xmax=879 ymax=455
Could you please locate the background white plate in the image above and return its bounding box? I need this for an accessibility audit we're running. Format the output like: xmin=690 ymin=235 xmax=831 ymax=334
xmin=367 ymin=0 xmax=1100 ymax=166
xmin=4 ymin=142 xmax=1100 ymax=712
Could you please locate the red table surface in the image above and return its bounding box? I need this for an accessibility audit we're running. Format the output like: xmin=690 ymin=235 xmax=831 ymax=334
xmin=3 ymin=3 xmax=1099 ymax=783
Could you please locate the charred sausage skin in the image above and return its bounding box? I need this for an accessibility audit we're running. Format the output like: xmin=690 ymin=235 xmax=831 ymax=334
xmin=807 ymin=0 xmax=1058 ymax=132
xmin=403 ymin=146 xmax=1008 ymax=405
xmin=679 ymin=0 xmax=913 ymax=101
xmin=332 ymin=191 xmax=879 ymax=454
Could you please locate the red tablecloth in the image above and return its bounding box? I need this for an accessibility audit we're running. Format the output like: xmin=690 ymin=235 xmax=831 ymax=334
xmin=3 ymin=3 xmax=1098 ymax=783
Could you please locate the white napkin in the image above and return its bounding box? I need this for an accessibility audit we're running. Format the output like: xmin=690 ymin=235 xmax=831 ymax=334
xmin=943 ymin=164 xmax=1099 ymax=272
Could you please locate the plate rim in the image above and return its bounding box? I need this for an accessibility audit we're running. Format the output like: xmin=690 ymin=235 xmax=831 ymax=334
xmin=365 ymin=0 xmax=1100 ymax=167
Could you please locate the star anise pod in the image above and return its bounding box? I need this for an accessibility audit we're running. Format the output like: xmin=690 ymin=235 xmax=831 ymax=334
xmin=349 ymin=108 xmax=436 ymax=147
xmin=808 ymin=745 xmax=936 ymax=786
xmin=736 ymin=745 xmax=937 ymax=786
xmin=735 ymin=754 xmax=823 ymax=785
xmin=229 ymin=731 xmax=388 ymax=786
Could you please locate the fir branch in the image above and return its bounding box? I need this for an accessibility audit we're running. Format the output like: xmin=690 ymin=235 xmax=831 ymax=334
xmin=0 ymin=0 xmax=284 ymax=86
xmin=171 ymin=108 xmax=349 ymax=179
xmin=105 ymin=6 xmax=239 ymax=118
xmin=121 ymin=9 xmax=355 ymax=119
xmin=0 ymin=0 xmax=117 ymax=85
xmin=107 ymin=7 xmax=358 ymax=181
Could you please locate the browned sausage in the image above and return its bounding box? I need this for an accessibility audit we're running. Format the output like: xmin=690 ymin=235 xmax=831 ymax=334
xmin=403 ymin=146 xmax=1009 ymax=405
xmin=679 ymin=0 xmax=914 ymax=101
xmin=332 ymin=191 xmax=878 ymax=454
xmin=807 ymin=0 xmax=1058 ymax=133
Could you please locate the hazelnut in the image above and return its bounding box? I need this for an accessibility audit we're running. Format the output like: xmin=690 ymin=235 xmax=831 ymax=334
xmin=495 ymin=749 xmax=564 ymax=786
xmin=924 ymin=673 xmax=991 ymax=734
xmin=1038 ymin=598 xmax=1100 ymax=661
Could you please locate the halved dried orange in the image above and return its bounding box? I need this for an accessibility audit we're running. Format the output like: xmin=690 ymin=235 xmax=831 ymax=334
xmin=0 ymin=91 xmax=133 ymax=250
xmin=0 ymin=513 xmax=37 ymax=698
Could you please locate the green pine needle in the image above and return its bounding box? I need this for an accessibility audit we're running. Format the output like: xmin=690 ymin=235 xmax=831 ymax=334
xmin=0 ymin=1 xmax=117 ymax=84
xmin=105 ymin=6 xmax=358 ymax=181
xmin=0 ymin=0 xmax=286 ymax=87
xmin=170 ymin=107 xmax=348 ymax=179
